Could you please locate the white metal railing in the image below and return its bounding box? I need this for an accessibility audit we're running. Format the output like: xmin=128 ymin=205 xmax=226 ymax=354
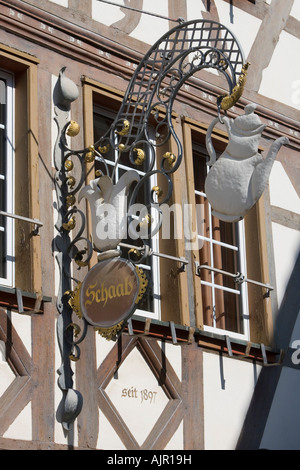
xmin=0 ymin=210 xmax=43 ymax=235
xmin=119 ymin=241 xmax=189 ymax=268
xmin=195 ymin=262 xmax=274 ymax=295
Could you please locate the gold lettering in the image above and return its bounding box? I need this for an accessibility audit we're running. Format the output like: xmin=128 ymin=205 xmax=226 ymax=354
xmin=102 ymin=283 xmax=109 ymax=307
xmin=85 ymin=283 xmax=97 ymax=307
xmin=84 ymin=275 xmax=135 ymax=309
xmin=108 ymin=285 xmax=116 ymax=300
xmin=125 ymin=276 xmax=133 ymax=296
xmin=116 ymin=283 xmax=125 ymax=297
xmin=96 ymin=289 xmax=102 ymax=303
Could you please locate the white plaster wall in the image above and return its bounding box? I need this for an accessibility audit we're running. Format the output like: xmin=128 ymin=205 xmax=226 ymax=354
xmin=158 ymin=339 xmax=182 ymax=382
xmin=269 ymin=161 xmax=300 ymax=215
xmin=9 ymin=310 xmax=32 ymax=356
xmin=105 ymin=346 xmax=169 ymax=446
xmin=48 ymin=0 xmax=68 ymax=6
xmin=259 ymin=31 xmax=300 ymax=109
xmin=165 ymin=421 xmax=184 ymax=450
xmin=129 ymin=0 xmax=169 ymax=44
xmin=203 ymin=352 xmax=261 ymax=450
xmin=0 ymin=340 xmax=15 ymax=396
xmin=269 ymin=161 xmax=300 ymax=305
xmin=186 ymin=0 xmax=206 ymax=22
xmin=92 ymin=0 xmax=169 ymax=45
xmin=260 ymin=366 xmax=300 ymax=450
xmin=96 ymin=336 xmax=183 ymax=450
xmin=92 ymin=0 xmax=124 ymax=26
xmin=291 ymin=1 xmax=300 ymax=21
xmin=272 ymin=223 xmax=300 ymax=306
xmin=0 ymin=312 xmax=32 ymax=441
xmin=3 ymin=403 xmax=32 ymax=441
xmin=214 ymin=0 xmax=262 ymax=59
xmin=97 ymin=409 xmax=127 ymax=449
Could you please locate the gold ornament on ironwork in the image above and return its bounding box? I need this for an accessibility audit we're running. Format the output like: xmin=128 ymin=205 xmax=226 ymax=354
xmin=133 ymin=148 xmax=145 ymax=165
xmin=218 ymin=62 xmax=250 ymax=111
xmin=66 ymin=194 xmax=76 ymax=208
xmin=69 ymin=343 xmax=81 ymax=362
xmin=66 ymin=282 xmax=82 ymax=319
xmin=98 ymin=144 xmax=110 ymax=154
xmin=65 ymin=159 xmax=74 ymax=172
xmin=116 ymin=119 xmax=130 ymax=136
xmin=135 ymin=267 xmax=148 ymax=305
xmin=84 ymin=145 xmax=95 ymax=163
xmin=139 ymin=213 xmax=152 ymax=230
xmin=74 ymin=248 xmax=89 ymax=267
xmin=62 ymin=217 xmax=76 ymax=231
xmin=95 ymin=323 xmax=124 ymax=341
xmin=67 ymin=120 xmax=80 ymax=137
xmin=128 ymin=247 xmax=142 ymax=260
xmin=67 ymin=176 xmax=76 ymax=189
xmin=163 ymin=152 xmax=176 ymax=167
xmin=68 ymin=322 xmax=81 ymax=338
xmin=152 ymin=185 xmax=163 ymax=198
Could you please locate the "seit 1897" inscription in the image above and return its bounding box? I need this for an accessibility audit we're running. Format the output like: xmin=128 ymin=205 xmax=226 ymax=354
xmin=122 ymin=387 xmax=157 ymax=404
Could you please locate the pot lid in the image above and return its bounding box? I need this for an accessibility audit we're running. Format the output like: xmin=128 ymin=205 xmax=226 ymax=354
xmin=232 ymin=103 xmax=263 ymax=133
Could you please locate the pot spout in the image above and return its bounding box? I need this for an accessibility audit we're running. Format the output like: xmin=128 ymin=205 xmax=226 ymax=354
xmin=251 ymin=136 xmax=289 ymax=202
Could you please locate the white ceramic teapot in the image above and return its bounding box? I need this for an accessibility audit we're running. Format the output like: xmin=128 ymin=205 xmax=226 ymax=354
xmin=205 ymin=103 xmax=289 ymax=222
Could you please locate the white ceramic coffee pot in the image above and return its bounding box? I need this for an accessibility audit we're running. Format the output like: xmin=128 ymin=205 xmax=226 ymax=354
xmin=205 ymin=103 xmax=289 ymax=222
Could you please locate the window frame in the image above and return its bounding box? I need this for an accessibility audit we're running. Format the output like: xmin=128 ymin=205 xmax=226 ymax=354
xmin=193 ymin=146 xmax=250 ymax=340
xmin=0 ymin=69 xmax=15 ymax=287
xmin=0 ymin=45 xmax=41 ymax=294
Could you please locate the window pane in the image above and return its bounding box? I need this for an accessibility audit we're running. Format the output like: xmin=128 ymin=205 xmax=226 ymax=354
xmin=214 ymin=288 xmax=242 ymax=332
xmin=94 ymin=112 xmax=116 ymax=166
xmin=0 ymin=80 xmax=6 ymax=280
xmin=0 ymin=70 xmax=14 ymax=286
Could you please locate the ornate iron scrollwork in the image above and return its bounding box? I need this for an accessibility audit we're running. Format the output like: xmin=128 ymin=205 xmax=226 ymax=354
xmin=54 ymin=19 xmax=246 ymax=430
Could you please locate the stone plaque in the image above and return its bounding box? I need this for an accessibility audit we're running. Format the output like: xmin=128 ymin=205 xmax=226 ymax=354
xmin=80 ymin=257 xmax=140 ymax=329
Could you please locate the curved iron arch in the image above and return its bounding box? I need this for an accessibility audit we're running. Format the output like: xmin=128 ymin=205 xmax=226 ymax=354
xmin=57 ymin=19 xmax=247 ymax=266
xmin=93 ymin=20 xmax=246 ymax=184
xmin=95 ymin=19 xmax=246 ymax=213
xmin=102 ymin=20 xmax=245 ymax=145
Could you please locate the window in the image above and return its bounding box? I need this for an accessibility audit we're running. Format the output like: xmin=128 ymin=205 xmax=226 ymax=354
xmin=93 ymin=105 xmax=161 ymax=320
xmin=0 ymin=70 xmax=14 ymax=287
xmin=182 ymin=119 xmax=274 ymax=345
xmin=193 ymin=145 xmax=249 ymax=340
xmin=0 ymin=47 xmax=41 ymax=294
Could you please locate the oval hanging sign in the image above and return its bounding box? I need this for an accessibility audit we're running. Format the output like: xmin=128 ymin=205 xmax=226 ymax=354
xmin=80 ymin=257 xmax=140 ymax=329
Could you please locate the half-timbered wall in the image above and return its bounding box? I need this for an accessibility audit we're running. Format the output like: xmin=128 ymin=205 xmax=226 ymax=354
xmin=0 ymin=0 xmax=299 ymax=450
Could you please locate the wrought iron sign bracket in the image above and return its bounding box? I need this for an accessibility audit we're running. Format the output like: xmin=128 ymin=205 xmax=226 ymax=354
xmin=54 ymin=19 xmax=248 ymax=431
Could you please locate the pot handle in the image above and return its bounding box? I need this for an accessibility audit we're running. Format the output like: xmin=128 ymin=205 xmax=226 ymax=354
xmin=206 ymin=117 xmax=220 ymax=166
